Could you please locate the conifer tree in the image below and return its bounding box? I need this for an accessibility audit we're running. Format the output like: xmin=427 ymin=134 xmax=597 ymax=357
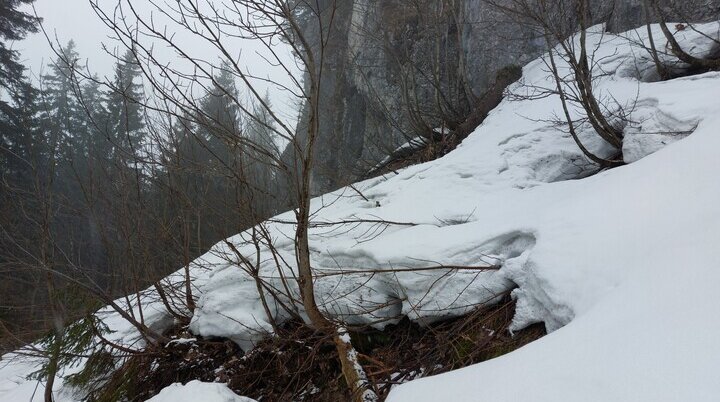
xmin=176 ymin=66 xmax=244 ymax=250
xmin=0 ymin=0 xmax=39 ymax=175
xmin=198 ymin=65 xmax=241 ymax=167
xmin=81 ymin=76 xmax=111 ymax=159
xmin=244 ymin=91 xmax=279 ymax=217
xmin=41 ymin=40 xmax=87 ymax=163
xmin=0 ymin=0 xmax=38 ymax=94
xmin=105 ymin=49 xmax=145 ymax=160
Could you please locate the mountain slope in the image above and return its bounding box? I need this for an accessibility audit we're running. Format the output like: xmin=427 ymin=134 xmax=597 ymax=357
xmin=2 ymin=21 xmax=720 ymax=402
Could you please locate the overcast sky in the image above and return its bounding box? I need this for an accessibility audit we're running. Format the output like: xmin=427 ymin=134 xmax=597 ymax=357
xmin=20 ymin=0 xmax=124 ymax=78
xmin=17 ymin=0 xmax=301 ymax=124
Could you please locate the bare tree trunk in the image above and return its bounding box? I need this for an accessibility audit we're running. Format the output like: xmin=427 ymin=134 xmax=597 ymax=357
xmin=649 ymin=0 xmax=720 ymax=70
xmin=292 ymin=10 xmax=378 ymax=397
xmin=643 ymin=0 xmax=671 ymax=80
xmin=38 ymin=119 xmax=61 ymax=402
xmin=333 ymin=326 xmax=378 ymax=402
xmin=573 ymin=0 xmax=623 ymax=150
xmin=545 ymin=31 xmax=622 ymax=167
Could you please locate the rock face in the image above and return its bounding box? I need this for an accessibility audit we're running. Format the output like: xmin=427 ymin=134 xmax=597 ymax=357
xmin=288 ymin=0 xmax=719 ymax=194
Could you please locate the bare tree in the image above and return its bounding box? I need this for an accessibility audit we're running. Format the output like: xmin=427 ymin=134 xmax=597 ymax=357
xmin=646 ymin=0 xmax=720 ymax=73
xmin=484 ymin=0 xmax=627 ymax=167
xmin=348 ymin=1 xmax=478 ymax=160
xmin=81 ymin=1 xmax=380 ymax=400
xmin=15 ymin=1 xmax=521 ymax=400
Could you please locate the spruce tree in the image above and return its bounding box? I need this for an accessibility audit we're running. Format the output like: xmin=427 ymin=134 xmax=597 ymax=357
xmin=105 ymin=49 xmax=145 ymax=160
xmin=198 ymin=65 xmax=241 ymax=166
xmin=41 ymin=40 xmax=87 ymax=163
xmin=0 ymin=0 xmax=38 ymax=93
xmin=0 ymin=0 xmax=38 ymax=174
xmin=81 ymin=76 xmax=112 ymax=161
xmin=167 ymin=67 xmax=245 ymax=253
xmin=244 ymin=91 xmax=279 ymax=217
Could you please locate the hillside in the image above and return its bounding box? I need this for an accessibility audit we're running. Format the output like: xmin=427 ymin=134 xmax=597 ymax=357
xmin=2 ymin=20 xmax=720 ymax=402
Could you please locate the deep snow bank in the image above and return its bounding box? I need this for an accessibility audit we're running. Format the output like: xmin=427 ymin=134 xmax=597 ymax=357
xmin=386 ymin=24 xmax=720 ymax=401
xmin=188 ymin=22 xmax=720 ymax=350
xmin=2 ymin=21 xmax=720 ymax=402
xmin=387 ymin=110 xmax=720 ymax=402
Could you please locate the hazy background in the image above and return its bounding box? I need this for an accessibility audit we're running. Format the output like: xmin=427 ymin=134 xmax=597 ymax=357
xmin=17 ymin=0 xmax=301 ymax=124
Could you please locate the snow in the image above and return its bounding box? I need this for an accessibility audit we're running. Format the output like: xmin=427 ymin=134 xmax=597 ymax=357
xmin=3 ymin=20 xmax=720 ymax=402
xmin=0 ymin=356 xmax=50 ymax=402
xmin=188 ymin=22 xmax=720 ymax=347
xmin=387 ymin=117 xmax=720 ymax=400
xmin=371 ymin=136 xmax=429 ymax=171
xmin=385 ymin=23 xmax=720 ymax=401
xmin=146 ymin=381 xmax=256 ymax=402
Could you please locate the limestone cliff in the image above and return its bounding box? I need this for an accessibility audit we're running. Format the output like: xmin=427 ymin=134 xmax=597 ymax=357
xmin=285 ymin=0 xmax=718 ymax=194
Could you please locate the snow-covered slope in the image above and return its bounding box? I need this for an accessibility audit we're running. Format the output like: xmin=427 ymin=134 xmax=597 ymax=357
xmin=2 ymin=22 xmax=720 ymax=402
xmin=388 ymin=81 xmax=720 ymax=402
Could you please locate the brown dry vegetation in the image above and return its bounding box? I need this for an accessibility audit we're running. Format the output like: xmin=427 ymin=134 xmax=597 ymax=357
xmin=96 ymin=292 xmax=544 ymax=402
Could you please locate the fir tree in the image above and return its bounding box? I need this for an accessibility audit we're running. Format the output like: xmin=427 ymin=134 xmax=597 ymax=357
xmin=105 ymin=49 xmax=145 ymax=160
xmin=0 ymin=0 xmax=39 ymax=174
xmin=197 ymin=65 xmax=241 ymax=166
xmin=41 ymin=40 xmax=86 ymax=162
xmin=81 ymin=76 xmax=111 ymax=160
xmin=243 ymin=91 xmax=279 ymax=217
xmin=0 ymin=0 xmax=38 ymax=93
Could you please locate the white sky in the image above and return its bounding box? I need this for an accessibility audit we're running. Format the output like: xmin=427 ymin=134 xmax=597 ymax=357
xmin=17 ymin=0 xmax=301 ymax=126
xmin=19 ymin=0 xmax=117 ymax=77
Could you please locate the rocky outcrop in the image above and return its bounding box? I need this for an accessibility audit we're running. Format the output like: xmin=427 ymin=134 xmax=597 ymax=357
xmin=288 ymin=0 xmax=719 ymax=194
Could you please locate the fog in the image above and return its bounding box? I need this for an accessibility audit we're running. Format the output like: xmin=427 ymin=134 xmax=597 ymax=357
xmin=18 ymin=0 xmax=301 ymax=124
